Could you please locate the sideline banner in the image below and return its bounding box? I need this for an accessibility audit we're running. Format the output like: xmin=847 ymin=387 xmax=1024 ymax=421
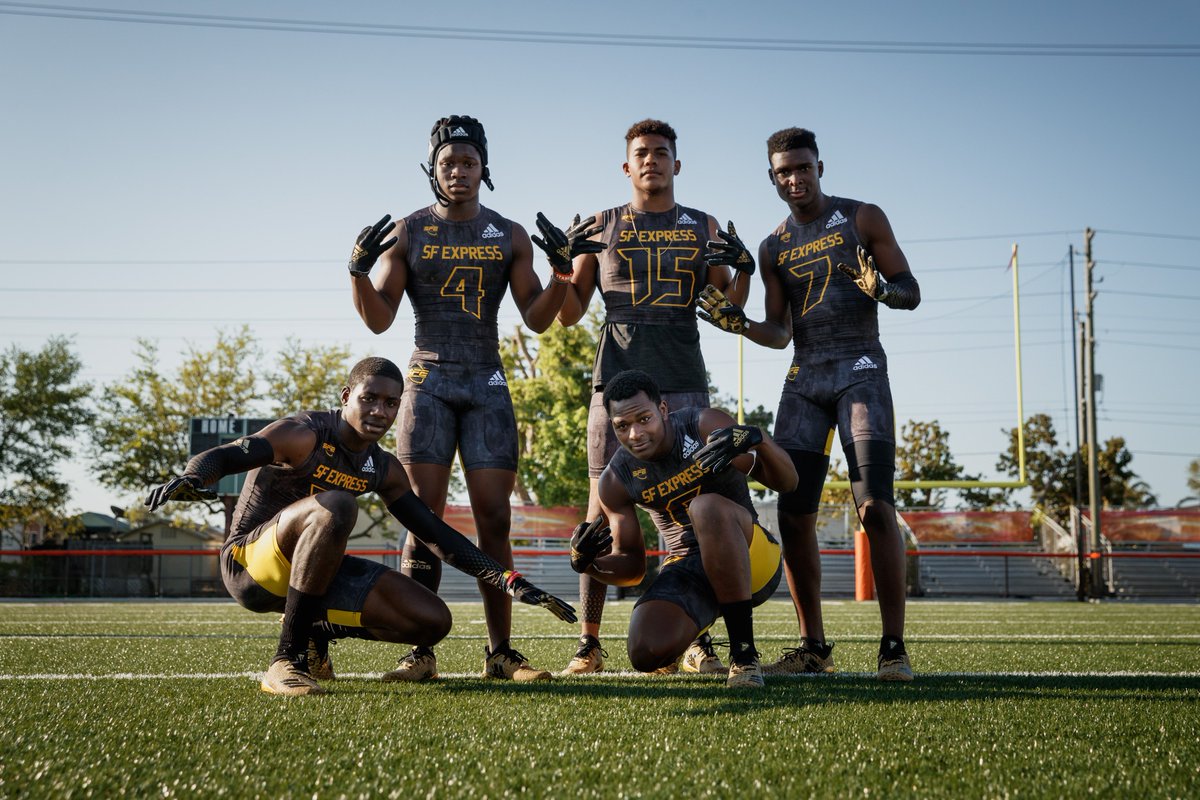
xmin=904 ymin=511 xmax=1034 ymax=543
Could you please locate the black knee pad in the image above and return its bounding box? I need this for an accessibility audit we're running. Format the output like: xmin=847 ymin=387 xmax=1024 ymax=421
xmin=844 ymin=440 xmax=895 ymax=507
xmin=777 ymin=450 xmax=831 ymax=515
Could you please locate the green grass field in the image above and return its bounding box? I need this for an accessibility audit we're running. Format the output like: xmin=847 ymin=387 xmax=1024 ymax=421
xmin=2 ymin=599 xmax=1198 ymax=799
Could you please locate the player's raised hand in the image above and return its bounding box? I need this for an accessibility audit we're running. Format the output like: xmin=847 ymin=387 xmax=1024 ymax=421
xmin=694 ymin=425 xmax=763 ymax=474
xmin=144 ymin=475 xmax=218 ymax=512
xmin=532 ymin=213 xmax=606 ymax=283
xmin=837 ymin=245 xmax=882 ymax=300
xmin=705 ymin=220 xmax=756 ymax=275
xmin=505 ymin=571 xmax=578 ymax=623
xmin=569 ymin=516 xmax=612 ymax=574
xmin=348 ymin=214 xmax=398 ymax=277
xmin=696 ymin=284 xmax=748 ymax=335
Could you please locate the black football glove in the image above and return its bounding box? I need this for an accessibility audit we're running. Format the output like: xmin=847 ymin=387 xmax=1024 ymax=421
xmin=693 ymin=425 xmax=763 ymax=474
xmin=505 ymin=571 xmax=578 ymax=623
xmin=837 ymin=245 xmax=882 ymax=300
xmin=705 ymin=220 xmax=756 ymax=276
xmin=696 ymin=284 xmax=748 ymax=335
xmin=348 ymin=214 xmax=398 ymax=277
xmin=531 ymin=212 xmax=605 ymax=283
xmin=569 ymin=516 xmax=613 ymax=574
xmin=144 ymin=475 xmax=218 ymax=512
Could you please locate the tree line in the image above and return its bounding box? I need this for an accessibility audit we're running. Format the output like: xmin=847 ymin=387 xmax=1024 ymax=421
xmin=1 ymin=328 xmax=1183 ymax=537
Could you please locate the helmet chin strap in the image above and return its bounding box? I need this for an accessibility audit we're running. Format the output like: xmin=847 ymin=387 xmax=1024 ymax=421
xmin=420 ymin=160 xmax=495 ymax=208
xmin=420 ymin=162 xmax=453 ymax=207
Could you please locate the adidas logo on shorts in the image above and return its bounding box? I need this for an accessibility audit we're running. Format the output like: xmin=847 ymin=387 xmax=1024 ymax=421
xmin=682 ymin=434 xmax=700 ymax=459
xmin=852 ymin=355 xmax=879 ymax=371
xmin=362 ymin=456 xmax=375 ymax=474
xmin=677 ymin=213 xmax=698 ymax=225
xmin=825 ymin=209 xmax=848 ymax=229
xmin=481 ymin=223 xmax=504 ymax=239
xmin=488 ymin=370 xmax=508 ymax=387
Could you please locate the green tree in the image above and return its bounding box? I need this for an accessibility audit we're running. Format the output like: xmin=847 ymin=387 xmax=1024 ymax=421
xmin=998 ymin=413 xmax=1073 ymax=517
xmin=1188 ymin=458 xmax=1200 ymax=497
xmin=0 ymin=338 xmax=93 ymax=534
xmin=501 ymin=311 xmax=599 ymax=508
xmin=998 ymin=414 xmax=1156 ymax=515
xmin=91 ymin=327 xmax=263 ymax=499
xmin=1096 ymin=437 xmax=1156 ymax=509
xmin=895 ymin=419 xmax=964 ymax=510
xmin=265 ymin=338 xmax=352 ymax=417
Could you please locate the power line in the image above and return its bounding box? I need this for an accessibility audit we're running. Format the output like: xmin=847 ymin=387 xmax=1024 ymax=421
xmin=1095 ymin=229 xmax=1200 ymax=242
xmin=1 ymin=3 xmax=1196 ymax=57
xmin=1101 ymin=260 xmax=1200 ymax=272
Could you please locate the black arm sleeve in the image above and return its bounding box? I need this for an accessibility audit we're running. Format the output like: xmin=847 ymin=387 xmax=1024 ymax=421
xmin=387 ymin=491 xmax=510 ymax=590
xmin=183 ymin=436 xmax=275 ymax=487
xmin=879 ymin=271 xmax=921 ymax=310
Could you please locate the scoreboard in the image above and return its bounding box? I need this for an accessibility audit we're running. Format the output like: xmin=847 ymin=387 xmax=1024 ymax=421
xmin=188 ymin=417 xmax=273 ymax=496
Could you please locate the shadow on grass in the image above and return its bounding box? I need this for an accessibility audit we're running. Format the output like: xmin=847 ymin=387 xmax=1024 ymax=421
xmin=332 ymin=672 xmax=1200 ymax=713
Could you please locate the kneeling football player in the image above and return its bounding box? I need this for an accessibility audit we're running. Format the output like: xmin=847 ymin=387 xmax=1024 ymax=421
xmin=569 ymin=369 xmax=798 ymax=688
xmin=145 ymin=357 xmax=575 ymax=696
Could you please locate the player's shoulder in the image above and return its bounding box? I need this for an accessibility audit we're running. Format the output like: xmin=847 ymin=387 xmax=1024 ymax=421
xmin=674 ymin=204 xmax=709 ymax=229
xmin=402 ymin=205 xmax=436 ymax=225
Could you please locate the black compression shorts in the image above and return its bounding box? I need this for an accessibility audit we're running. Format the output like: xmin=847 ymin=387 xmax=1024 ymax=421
xmin=220 ymin=512 xmax=389 ymax=628
xmin=396 ymin=359 xmax=519 ymax=472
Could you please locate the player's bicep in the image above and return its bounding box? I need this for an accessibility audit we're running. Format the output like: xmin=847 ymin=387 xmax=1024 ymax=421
xmin=598 ymin=474 xmax=643 ymax=555
xmin=257 ymin=419 xmax=317 ymax=466
xmin=857 ymin=204 xmax=911 ymax=279
xmin=373 ymin=224 xmax=410 ymax=306
xmin=377 ymin=453 xmax=414 ymax=504
xmin=507 ymin=224 xmax=542 ymax=309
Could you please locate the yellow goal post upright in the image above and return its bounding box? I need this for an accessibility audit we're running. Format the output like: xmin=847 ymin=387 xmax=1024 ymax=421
xmin=739 ymin=243 xmax=1028 ymax=493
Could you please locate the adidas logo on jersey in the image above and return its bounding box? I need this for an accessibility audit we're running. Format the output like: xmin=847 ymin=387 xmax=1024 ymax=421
xmin=362 ymin=456 xmax=376 ymax=474
xmin=481 ymin=223 xmax=504 ymax=239
xmin=825 ymin=209 xmax=848 ymax=229
xmin=852 ymin=355 xmax=879 ymax=371
xmin=677 ymin=213 xmax=698 ymax=225
xmin=682 ymin=435 xmax=700 ymax=459
xmin=488 ymin=370 xmax=508 ymax=387
xmin=450 ymin=126 xmax=469 ymax=137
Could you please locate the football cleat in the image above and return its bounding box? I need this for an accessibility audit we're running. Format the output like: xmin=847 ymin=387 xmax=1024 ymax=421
xmin=561 ymin=635 xmax=607 ymax=675
xmin=762 ymin=639 xmax=835 ymax=675
xmin=877 ymin=650 xmax=914 ymax=682
xmin=382 ymin=646 xmax=439 ymax=682
xmin=650 ymin=658 xmax=680 ymax=675
xmin=306 ymin=638 xmax=335 ymax=681
xmin=484 ymin=645 xmax=551 ymax=681
xmin=680 ymin=632 xmax=727 ymax=675
xmin=260 ymin=658 xmax=327 ymax=696
xmin=725 ymin=654 xmax=765 ymax=689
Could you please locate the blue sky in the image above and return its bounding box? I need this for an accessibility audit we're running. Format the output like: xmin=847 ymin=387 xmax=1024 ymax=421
xmin=2 ymin=0 xmax=1198 ymax=513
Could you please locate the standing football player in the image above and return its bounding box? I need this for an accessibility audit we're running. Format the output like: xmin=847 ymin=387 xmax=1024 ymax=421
xmin=348 ymin=116 xmax=595 ymax=681
xmin=697 ymin=127 xmax=921 ymax=681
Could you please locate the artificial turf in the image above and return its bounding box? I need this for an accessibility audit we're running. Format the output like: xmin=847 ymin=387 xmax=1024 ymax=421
xmin=1 ymin=599 xmax=1197 ymax=799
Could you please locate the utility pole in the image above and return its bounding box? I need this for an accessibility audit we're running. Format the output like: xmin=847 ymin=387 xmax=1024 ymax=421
xmin=1083 ymin=228 xmax=1105 ymax=597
